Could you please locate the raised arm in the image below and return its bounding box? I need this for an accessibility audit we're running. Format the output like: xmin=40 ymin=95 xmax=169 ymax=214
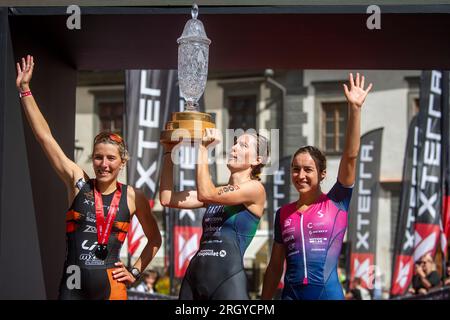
xmin=159 ymin=142 xmax=204 ymax=209
xmin=16 ymin=55 xmax=83 ymax=189
xmin=196 ymin=129 xmax=265 ymax=216
xmin=338 ymin=73 xmax=372 ymax=186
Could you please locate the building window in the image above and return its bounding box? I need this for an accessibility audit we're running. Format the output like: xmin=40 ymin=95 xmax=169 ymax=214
xmin=228 ymin=95 xmax=257 ymax=130
xmin=98 ymin=101 xmax=124 ymax=136
xmin=322 ymin=102 xmax=348 ymax=153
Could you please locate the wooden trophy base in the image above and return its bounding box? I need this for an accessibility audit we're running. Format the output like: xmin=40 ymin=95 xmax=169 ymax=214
xmin=160 ymin=111 xmax=215 ymax=144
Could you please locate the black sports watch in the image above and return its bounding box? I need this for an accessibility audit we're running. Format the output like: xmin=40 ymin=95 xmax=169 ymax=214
xmin=129 ymin=267 xmax=141 ymax=280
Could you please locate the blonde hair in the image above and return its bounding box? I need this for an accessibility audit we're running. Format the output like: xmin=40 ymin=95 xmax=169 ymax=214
xmin=92 ymin=131 xmax=129 ymax=162
xmin=248 ymin=133 xmax=269 ymax=181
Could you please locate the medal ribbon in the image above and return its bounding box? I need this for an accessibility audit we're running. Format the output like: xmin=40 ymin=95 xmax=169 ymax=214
xmin=93 ymin=180 xmax=122 ymax=246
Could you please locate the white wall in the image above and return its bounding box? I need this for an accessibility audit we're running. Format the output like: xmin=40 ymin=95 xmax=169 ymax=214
xmin=75 ymin=85 xmax=127 ymax=182
xmin=204 ymin=79 xmax=228 ymax=185
xmin=304 ymin=70 xmax=420 ymax=183
xmin=377 ymin=188 xmax=392 ymax=290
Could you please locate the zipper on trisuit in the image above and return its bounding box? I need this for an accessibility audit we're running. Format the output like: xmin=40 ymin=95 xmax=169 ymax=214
xmin=300 ymin=214 xmax=308 ymax=285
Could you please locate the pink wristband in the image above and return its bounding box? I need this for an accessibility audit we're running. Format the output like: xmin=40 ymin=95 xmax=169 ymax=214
xmin=19 ymin=90 xmax=32 ymax=98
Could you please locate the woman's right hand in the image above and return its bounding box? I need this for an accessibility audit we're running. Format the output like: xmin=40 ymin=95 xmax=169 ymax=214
xmin=202 ymin=128 xmax=221 ymax=148
xmin=162 ymin=141 xmax=175 ymax=153
xmin=16 ymin=55 xmax=34 ymax=92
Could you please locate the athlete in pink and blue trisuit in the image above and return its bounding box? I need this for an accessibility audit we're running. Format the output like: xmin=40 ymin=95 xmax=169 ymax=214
xmin=262 ymin=72 xmax=373 ymax=300
xmin=274 ymin=180 xmax=352 ymax=299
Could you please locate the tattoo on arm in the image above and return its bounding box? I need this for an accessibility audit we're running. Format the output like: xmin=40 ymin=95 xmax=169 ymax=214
xmin=217 ymin=184 xmax=240 ymax=196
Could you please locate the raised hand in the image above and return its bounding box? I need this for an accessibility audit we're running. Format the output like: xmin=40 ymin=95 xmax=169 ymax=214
xmin=16 ymin=55 xmax=34 ymax=92
xmin=202 ymin=128 xmax=222 ymax=148
xmin=343 ymin=72 xmax=372 ymax=108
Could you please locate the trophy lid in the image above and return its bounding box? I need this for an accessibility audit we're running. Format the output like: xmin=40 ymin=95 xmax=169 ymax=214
xmin=177 ymin=4 xmax=211 ymax=46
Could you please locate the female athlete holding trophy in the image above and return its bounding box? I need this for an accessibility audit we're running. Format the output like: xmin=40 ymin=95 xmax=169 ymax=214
xmin=160 ymin=129 xmax=269 ymax=300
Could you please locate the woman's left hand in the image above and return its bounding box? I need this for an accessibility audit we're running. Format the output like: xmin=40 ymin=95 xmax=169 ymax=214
xmin=16 ymin=55 xmax=34 ymax=92
xmin=343 ymin=72 xmax=373 ymax=108
xmin=112 ymin=261 xmax=136 ymax=285
xmin=202 ymin=128 xmax=221 ymax=148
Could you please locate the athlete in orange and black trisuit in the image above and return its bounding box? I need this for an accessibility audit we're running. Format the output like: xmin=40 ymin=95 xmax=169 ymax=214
xmin=59 ymin=177 xmax=132 ymax=299
xmin=16 ymin=55 xmax=162 ymax=300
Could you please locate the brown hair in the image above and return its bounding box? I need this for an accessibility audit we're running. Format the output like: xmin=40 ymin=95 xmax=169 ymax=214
xmin=92 ymin=131 xmax=129 ymax=162
xmin=248 ymin=133 xmax=270 ymax=181
xmin=292 ymin=146 xmax=326 ymax=175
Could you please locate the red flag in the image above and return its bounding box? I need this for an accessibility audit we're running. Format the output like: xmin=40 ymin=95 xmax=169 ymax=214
xmin=391 ymin=255 xmax=414 ymax=296
xmin=174 ymin=226 xmax=202 ymax=277
xmin=127 ymin=216 xmax=144 ymax=256
xmin=350 ymin=253 xmax=375 ymax=289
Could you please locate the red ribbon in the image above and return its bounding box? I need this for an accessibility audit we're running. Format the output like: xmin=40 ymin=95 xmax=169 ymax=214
xmin=93 ymin=180 xmax=122 ymax=246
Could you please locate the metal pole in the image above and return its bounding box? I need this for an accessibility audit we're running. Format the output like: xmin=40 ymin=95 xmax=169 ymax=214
xmin=264 ymin=70 xmax=286 ymax=253
xmin=264 ymin=72 xmax=286 ymax=159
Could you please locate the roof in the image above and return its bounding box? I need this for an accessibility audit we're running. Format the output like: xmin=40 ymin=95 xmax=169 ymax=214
xmin=6 ymin=3 xmax=450 ymax=70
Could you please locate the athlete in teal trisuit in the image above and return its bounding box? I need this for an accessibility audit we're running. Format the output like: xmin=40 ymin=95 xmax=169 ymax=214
xmin=160 ymin=129 xmax=269 ymax=300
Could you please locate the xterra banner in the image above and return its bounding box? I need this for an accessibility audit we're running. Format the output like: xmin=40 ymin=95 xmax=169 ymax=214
xmin=348 ymin=128 xmax=383 ymax=289
xmin=391 ymin=71 xmax=449 ymax=296
xmin=125 ymin=70 xmax=177 ymax=256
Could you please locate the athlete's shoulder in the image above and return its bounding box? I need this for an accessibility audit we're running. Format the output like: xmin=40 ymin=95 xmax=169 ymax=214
xmin=327 ymin=180 xmax=352 ymax=197
xmin=326 ymin=179 xmax=353 ymax=211
xmin=245 ymin=179 xmax=266 ymax=194
xmin=130 ymin=187 xmax=152 ymax=205
xmin=125 ymin=186 xmax=142 ymax=215
xmin=277 ymin=202 xmax=298 ymax=220
xmin=242 ymin=180 xmax=266 ymax=209
xmin=280 ymin=201 xmax=297 ymax=213
xmin=127 ymin=185 xmax=140 ymax=201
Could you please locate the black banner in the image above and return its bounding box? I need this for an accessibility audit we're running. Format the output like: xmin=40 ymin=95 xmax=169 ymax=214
xmin=441 ymin=71 xmax=450 ymax=258
xmin=125 ymin=70 xmax=177 ymax=257
xmin=126 ymin=70 xmax=177 ymax=197
xmin=413 ymin=71 xmax=444 ymax=261
xmin=348 ymin=128 xmax=383 ymax=289
xmin=390 ymin=116 xmax=419 ymax=296
xmin=266 ymin=156 xmax=292 ymax=248
xmin=391 ymin=71 xmax=448 ymax=296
